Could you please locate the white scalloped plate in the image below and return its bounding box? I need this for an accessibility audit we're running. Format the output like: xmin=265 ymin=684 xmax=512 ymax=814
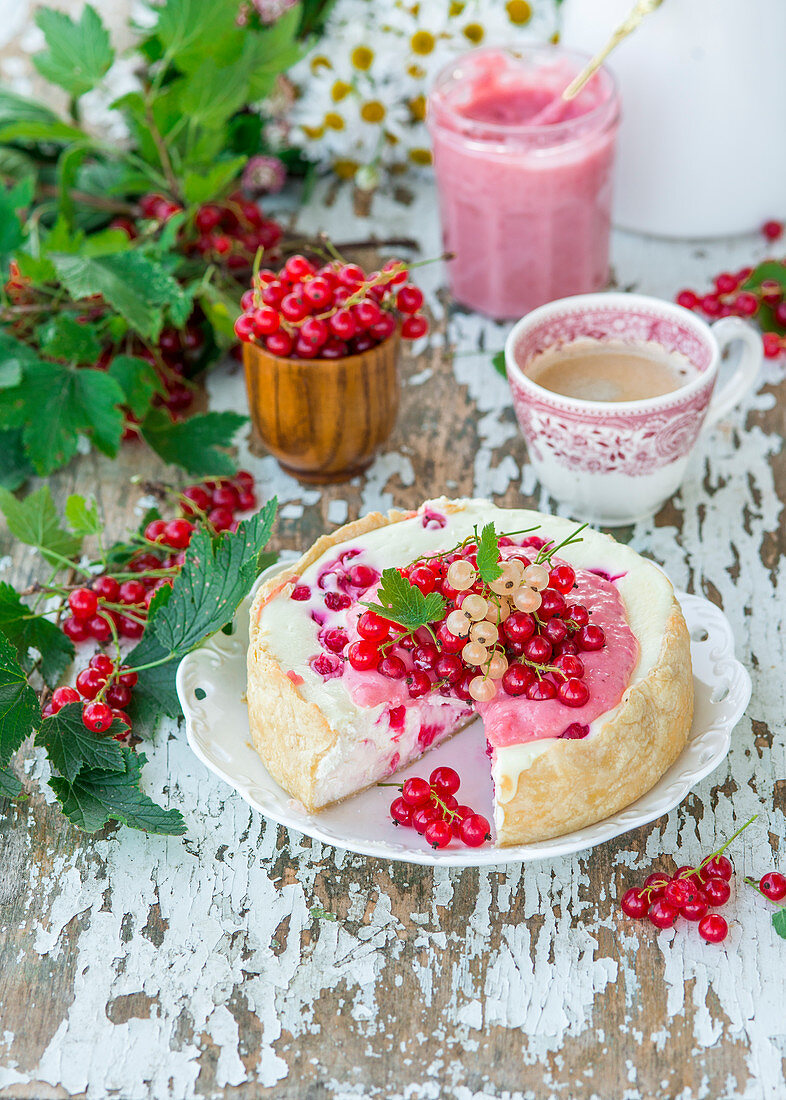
xmin=177 ymin=559 xmax=751 ymax=866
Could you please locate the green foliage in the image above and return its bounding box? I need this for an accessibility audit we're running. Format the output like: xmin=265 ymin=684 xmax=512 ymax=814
xmin=36 ymin=701 xmax=126 ymax=784
xmin=0 ymin=582 xmax=75 ymax=688
xmin=773 ymin=908 xmax=786 ymax=940
xmin=107 ymin=356 xmax=164 ymax=419
xmin=33 ymin=5 xmax=114 ymax=98
xmin=0 ymin=484 xmax=82 ymax=566
xmin=363 ymin=569 xmax=446 ymax=632
xmin=476 ymin=523 xmax=503 ymax=583
xmin=140 ymin=409 xmax=248 ymax=476
xmin=50 ymin=748 xmax=187 ymax=835
xmin=64 ymin=494 xmax=101 ymax=537
xmin=0 ymin=632 xmax=40 ymax=767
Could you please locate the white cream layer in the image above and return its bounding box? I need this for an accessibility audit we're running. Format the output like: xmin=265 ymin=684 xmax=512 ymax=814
xmin=255 ymin=498 xmax=675 ymax=816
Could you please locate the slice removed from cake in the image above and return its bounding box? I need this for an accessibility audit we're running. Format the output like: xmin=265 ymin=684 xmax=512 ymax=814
xmin=246 ymin=498 xmax=693 ymax=845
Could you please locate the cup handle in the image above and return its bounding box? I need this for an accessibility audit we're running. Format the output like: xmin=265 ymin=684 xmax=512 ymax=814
xmin=703 ymin=317 xmax=762 ymax=430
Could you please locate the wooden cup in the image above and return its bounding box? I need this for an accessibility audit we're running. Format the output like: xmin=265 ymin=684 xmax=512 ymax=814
xmin=243 ymin=335 xmax=400 ymax=484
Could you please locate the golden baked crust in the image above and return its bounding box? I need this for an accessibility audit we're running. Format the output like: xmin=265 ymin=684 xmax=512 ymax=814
xmin=246 ymin=503 xmax=694 ymax=838
xmin=494 ymin=601 xmax=692 ymax=845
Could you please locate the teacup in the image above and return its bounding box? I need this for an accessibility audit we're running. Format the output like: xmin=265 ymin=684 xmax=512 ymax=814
xmin=505 ymin=292 xmax=762 ymax=525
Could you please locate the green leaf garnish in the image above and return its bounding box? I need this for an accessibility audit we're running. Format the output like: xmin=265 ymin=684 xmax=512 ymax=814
xmin=476 ymin=522 xmax=503 ymax=583
xmin=0 ymin=632 xmax=40 ymax=768
xmin=36 ymin=701 xmax=126 ymax=784
xmin=362 ymin=568 xmax=446 ymax=633
xmin=64 ymin=493 xmax=102 ymax=537
xmin=773 ymin=908 xmax=786 ymax=940
xmin=492 ymin=350 xmax=506 ymax=378
xmin=49 ymin=748 xmax=186 ymax=835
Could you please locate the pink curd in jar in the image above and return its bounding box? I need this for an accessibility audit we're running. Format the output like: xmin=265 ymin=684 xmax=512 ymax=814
xmin=427 ymin=46 xmax=620 ymax=320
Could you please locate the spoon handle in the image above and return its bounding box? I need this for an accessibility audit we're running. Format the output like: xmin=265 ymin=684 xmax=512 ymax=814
xmin=561 ymin=0 xmax=665 ymax=101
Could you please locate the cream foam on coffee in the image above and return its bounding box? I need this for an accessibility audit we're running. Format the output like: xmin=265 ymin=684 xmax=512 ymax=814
xmin=521 ymin=339 xmax=699 ymax=403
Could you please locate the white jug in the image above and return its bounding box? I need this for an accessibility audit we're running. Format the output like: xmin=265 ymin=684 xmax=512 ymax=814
xmin=559 ymin=0 xmax=786 ymax=238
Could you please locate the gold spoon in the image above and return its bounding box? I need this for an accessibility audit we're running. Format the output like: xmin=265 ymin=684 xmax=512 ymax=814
xmin=531 ymin=0 xmax=665 ymax=125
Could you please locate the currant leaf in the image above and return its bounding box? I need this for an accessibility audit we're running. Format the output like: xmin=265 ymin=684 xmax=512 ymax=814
xmin=140 ymin=409 xmax=248 ymax=477
xmin=0 ymin=764 xmax=23 ymax=799
xmin=0 ymin=631 xmax=40 ymax=768
xmin=107 ymin=356 xmax=165 ymax=421
xmin=36 ymin=701 xmax=125 ymax=784
xmin=476 ymin=523 xmax=503 ymax=583
xmin=50 ymin=251 xmax=188 ymax=343
xmin=0 ymin=581 xmax=75 ymax=687
xmin=49 ymin=749 xmax=186 ymax=835
xmin=0 ymin=360 xmax=125 ymax=474
xmin=362 ymin=568 xmax=446 ymax=632
xmin=0 ymin=429 xmax=33 ymax=491
xmin=149 ymin=501 xmax=277 ymax=659
xmin=773 ymin=909 xmax=786 ymax=940
xmin=37 ymin=314 xmax=101 ymax=364
xmin=64 ymin=493 xmax=101 ymax=537
xmin=0 ymin=485 xmax=81 ymax=566
xmin=33 ymin=4 xmax=114 ymax=99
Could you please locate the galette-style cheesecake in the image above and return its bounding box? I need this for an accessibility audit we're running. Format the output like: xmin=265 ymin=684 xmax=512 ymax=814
xmin=246 ymin=499 xmax=693 ymax=845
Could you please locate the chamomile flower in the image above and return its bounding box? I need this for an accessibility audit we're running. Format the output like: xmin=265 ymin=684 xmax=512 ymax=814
xmin=283 ymin=0 xmax=555 ymax=179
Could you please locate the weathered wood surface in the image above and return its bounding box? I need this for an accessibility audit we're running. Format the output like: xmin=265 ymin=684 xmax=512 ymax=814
xmin=0 ymin=180 xmax=784 ymax=1100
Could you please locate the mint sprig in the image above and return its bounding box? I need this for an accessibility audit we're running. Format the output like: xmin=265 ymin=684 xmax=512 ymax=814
xmin=362 ymin=568 xmax=445 ymax=633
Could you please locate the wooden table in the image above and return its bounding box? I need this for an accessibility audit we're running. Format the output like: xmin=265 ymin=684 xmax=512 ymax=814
xmin=1 ymin=180 xmax=784 ymax=1100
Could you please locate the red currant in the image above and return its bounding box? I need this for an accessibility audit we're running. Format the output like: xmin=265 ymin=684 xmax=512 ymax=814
xmin=644 ymin=872 xmax=671 ymax=900
xmin=347 ymin=640 xmax=379 ymax=672
xmin=234 ymin=313 xmax=255 ymax=342
xmin=702 ymin=877 xmax=731 ymax=907
xmin=676 ymin=289 xmax=699 ymax=310
xmin=212 ymin=485 xmax=240 ymax=511
xmin=620 ymin=888 xmax=649 ymax=918
xmin=396 ymin=285 xmax=424 ymax=314
xmin=762 ymin=332 xmax=783 ymax=359
xmin=548 ymin=564 xmax=576 ymax=594
xmin=429 ymin=766 xmax=460 ymax=797
xmin=51 ymin=686 xmax=80 ymax=712
xmin=402 ymin=777 xmax=431 ymax=806
xmin=411 ymin=803 xmax=441 ymax=834
xmin=523 ymin=635 xmax=552 ymax=664
xmin=503 ymin=612 xmax=535 ymax=645
xmin=577 ymin=624 xmax=605 ymax=651
xmin=525 ymin=678 xmax=556 ymax=701
xmin=409 ymin=565 xmax=436 ymax=595
xmin=144 ymin=519 xmax=168 ymax=543
xmin=698 ymin=913 xmax=728 ymax=943
xmin=760 ymin=871 xmax=786 ymax=901
xmin=90 ymin=654 xmax=114 ymax=675
xmin=378 ymin=655 xmax=406 ymax=680
xmin=251 ymin=307 xmax=280 ymax=337
xmin=557 ymin=677 xmax=589 ymax=708
xmin=337 ymin=263 xmax=364 ymax=287
xmin=119 ymin=667 xmax=138 ymax=688
xmin=762 ymin=219 xmax=783 ymax=241
xmin=348 ymin=564 xmax=377 ymax=589
xmin=285 ymin=254 xmax=316 ymax=280
xmin=82 ymin=701 xmax=114 ymax=733
xmin=390 ymin=797 xmax=413 ymax=826
xmin=681 ymin=896 xmax=708 ymax=922
xmin=648 ymin=899 xmax=678 ymax=929
xmin=554 ymin=653 xmax=584 ymax=679
xmin=539 ymin=589 xmax=567 ymax=620
xmin=106 ymin=683 xmax=132 ymax=709
xmin=281 ymin=293 xmax=308 ymax=322
xmin=703 ymin=855 xmax=733 ymax=881
xmin=407 ymin=670 xmax=431 ymax=698
xmin=501 ymin=663 xmax=535 ymax=697
xmin=195 ymin=204 xmax=222 ymax=232
xmin=434 ymin=653 xmax=463 ymax=684
xmin=209 ymin=507 xmax=234 ymax=532
xmin=424 ymin=819 xmax=452 ymax=849
xmin=92 ymin=576 xmax=120 ymax=601
xmin=303 ymin=277 xmax=332 ymax=310
xmin=76 ymin=667 xmax=106 ymax=699
xmin=322 ymin=628 xmax=348 ymax=654
xmin=329 ymin=308 xmax=356 ymax=340
xmin=63 ymin=616 xmax=89 ymax=643
xmin=164 ymin=519 xmax=193 ymax=549
xmin=459 ymin=814 xmax=491 ymax=847
xmin=68 ymin=588 xmax=99 ymax=620
xmin=87 ymin=616 xmax=112 ymax=643
xmin=663 ymin=877 xmax=694 ymax=908
xmin=118 ymin=615 xmax=144 ymax=639
xmin=401 ymin=314 xmax=428 ymax=340
xmin=436 ymin=622 xmax=466 ymax=654
xmin=412 ymin=643 xmax=438 ymax=671
xmin=357 ymin=611 xmax=391 ymax=642
xmin=733 ymin=292 xmax=758 ymax=317
xmin=119 ymin=580 xmax=146 ymax=606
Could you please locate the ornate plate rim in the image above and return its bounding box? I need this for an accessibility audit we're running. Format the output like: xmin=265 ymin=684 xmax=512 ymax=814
xmin=176 ymin=560 xmax=751 ymax=866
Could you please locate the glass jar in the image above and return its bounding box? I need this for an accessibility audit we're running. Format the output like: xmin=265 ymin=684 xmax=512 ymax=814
xmin=427 ymin=46 xmax=620 ymax=320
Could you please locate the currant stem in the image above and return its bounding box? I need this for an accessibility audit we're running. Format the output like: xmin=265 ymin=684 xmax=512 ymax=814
xmin=699 ymin=815 xmax=758 ymax=868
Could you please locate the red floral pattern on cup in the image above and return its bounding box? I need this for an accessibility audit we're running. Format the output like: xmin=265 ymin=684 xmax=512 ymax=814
xmin=509 ymin=302 xmax=715 ymax=477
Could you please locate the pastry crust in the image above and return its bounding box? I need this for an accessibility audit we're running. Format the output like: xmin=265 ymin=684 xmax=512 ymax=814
xmin=494 ymin=601 xmax=692 ymax=845
xmin=246 ymin=503 xmax=694 ymax=840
